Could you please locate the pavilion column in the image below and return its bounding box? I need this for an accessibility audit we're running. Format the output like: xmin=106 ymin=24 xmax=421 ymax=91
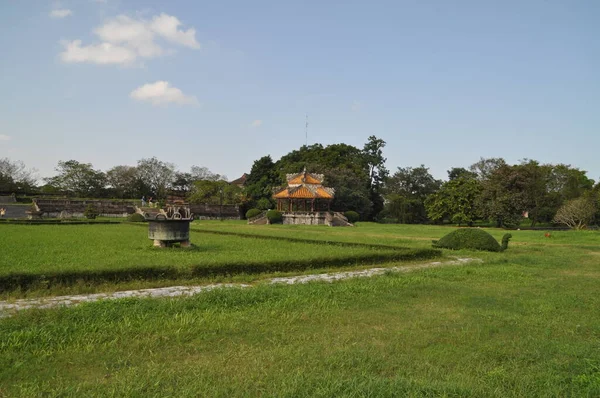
xmin=311 ymin=199 xmax=315 ymax=212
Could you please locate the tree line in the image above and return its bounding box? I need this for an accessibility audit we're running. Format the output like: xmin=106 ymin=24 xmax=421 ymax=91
xmin=1 ymin=137 xmax=598 ymax=228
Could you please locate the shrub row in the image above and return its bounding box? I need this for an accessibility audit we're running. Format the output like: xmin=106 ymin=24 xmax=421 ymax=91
xmin=245 ymin=208 xmax=263 ymax=219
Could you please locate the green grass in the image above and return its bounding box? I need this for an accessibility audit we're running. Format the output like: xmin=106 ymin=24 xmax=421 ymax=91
xmin=0 ymin=224 xmax=439 ymax=295
xmin=0 ymin=222 xmax=598 ymax=396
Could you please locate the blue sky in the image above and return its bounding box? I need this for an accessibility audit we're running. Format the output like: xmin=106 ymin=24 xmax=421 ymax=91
xmin=1 ymin=0 xmax=598 ymax=182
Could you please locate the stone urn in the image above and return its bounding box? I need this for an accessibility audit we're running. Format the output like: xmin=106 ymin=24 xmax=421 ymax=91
xmin=142 ymin=206 xmax=194 ymax=247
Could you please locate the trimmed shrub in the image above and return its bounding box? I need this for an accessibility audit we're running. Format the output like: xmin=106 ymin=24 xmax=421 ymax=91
xmin=266 ymin=210 xmax=283 ymax=224
xmin=245 ymin=208 xmax=262 ymax=219
xmin=127 ymin=213 xmax=146 ymax=222
xmin=256 ymin=198 xmax=273 ymax=211
xmin=83 ymin=204 xmax=99 ymax=220
xmin=432 ymin=228 xmax=512 ymax=252
xmin=344 ymin=211 xmax=360 ymax=224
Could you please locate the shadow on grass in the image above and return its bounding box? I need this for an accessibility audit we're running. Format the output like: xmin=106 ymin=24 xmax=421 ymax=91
xmin=0 ymin=248 xmax=441 ymax=293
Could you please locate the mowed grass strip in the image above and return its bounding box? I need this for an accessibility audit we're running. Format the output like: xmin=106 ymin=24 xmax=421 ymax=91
xmin=1 ymin=237 xmax=599 ymax=397
xmin=0 ymin=224 xmax=439 ymax=292
xmin=194 ymin=220 xmax=600 ymax=249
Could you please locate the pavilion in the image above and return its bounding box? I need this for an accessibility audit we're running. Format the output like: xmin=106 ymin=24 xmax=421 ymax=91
xmin=273 ymin=168 xmax=334 ymax=212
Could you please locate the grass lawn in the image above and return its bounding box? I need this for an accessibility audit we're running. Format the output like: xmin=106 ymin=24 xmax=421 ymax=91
xmin=0 ymin=223 xmax=599 ymax=396
xmin=0 ymin=223 xmax=438 ymax=296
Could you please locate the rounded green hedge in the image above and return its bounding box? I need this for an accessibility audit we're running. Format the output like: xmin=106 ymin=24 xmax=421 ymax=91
xmin=344 ymin=211 xmax=359 ymax=223
xmin=245 ymin=208 xmax=262 ymax=219
xmin=432 ymin=228 xmax=512 ymax=252
xmin=127 ymin=213 xmax=146 ymax=222
xmin=266 ymin=210 xmax=283 ymax=224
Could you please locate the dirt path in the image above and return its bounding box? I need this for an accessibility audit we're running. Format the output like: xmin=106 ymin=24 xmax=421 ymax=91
xmin=0 ymin=257 xmax=480 ymax=317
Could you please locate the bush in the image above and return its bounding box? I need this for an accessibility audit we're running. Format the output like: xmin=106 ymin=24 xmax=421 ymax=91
xmin=432 ymin=228 xmax=512 ymax=252
xmin=245 ymin=208 xmax=262 ymax=219
xmin=344 ymin=211 xmax=359 ymax=223
xmin=127 ymin=213 xmax=146 ymax=222
xmin=83 ymin=204 xmax=99 ymax=220
xmin=266 ymin=210 xmax=283 ymax=224
xmin=256 ymin=198 xmax=273 ymax=211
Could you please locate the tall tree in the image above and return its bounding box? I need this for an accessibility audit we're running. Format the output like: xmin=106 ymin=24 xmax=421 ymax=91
xmin=362 ymin=136 xmax=389 ymax=219
xmin=245 ymin=155 xmax=282 ymax=206
xmin=136 ymin=157 xmax=176 ymax=199
xmin=106 ymin=165 xmax=140 ymax=199
xmin=172 ymin=172 xmax=195 ymax=194
xmin=323 ymin=168 xmax=372 ymax=218
xmin=425 ymin=175 xmax=482 ymax=226
xmin=45 ymin=160 xmax=106 ymax=197
xmin=477 ymin=164 xmax=527 ymax=228
xmin=0 ymin=158 xmax=38 ymax=192
xmin=447 ymin=167 xmax=477 ymax=181
xmin=188 ymin=179 xmax=244 ymax=205
xmin=384 ymin=165 xmax=441 ymax=223
xmin=470 ymin=157 xmax=507 ymax=181
xmin=190 ymin=166 xmax=222 ymax=182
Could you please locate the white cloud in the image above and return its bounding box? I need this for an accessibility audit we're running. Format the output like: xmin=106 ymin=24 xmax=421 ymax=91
xmin=351 ymin=101 xmax=362 ymax=112
xmin=50 ymin=9 xmax=73 ymax=18
xmin=0 ymin=134 xmax=11 ymax=141
xmin=150 ymin=13 xmax=200 ymax=49
xmin=60 ymin=13 xmax=200 ymax=66
xmin=60 ymin=40 xmax=137 ymax=65
xmin=250 ymin=120 xmax=263 ymax=128
xmin=130 ymin=81 xmax=198 ymax=106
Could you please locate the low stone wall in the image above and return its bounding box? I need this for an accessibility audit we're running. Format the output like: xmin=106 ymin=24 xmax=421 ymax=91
xmin=282 ymin=212 xmax=328 ymax=225
xmin=0 ymin=205 xmax=28 ymax=218
xmin=188 ymin=204 xmax=241 ymax=220
xmin=34 ymin=199 xmax=136 ymax=218
xmin=0 ymin=195 xmax=16 ymax=203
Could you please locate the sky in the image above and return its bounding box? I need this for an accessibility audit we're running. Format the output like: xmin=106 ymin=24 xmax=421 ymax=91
xmin=1 ymin=0 xmax=599 ymax=182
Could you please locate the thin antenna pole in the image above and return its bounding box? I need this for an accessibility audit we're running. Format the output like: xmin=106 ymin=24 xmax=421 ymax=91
xmin=305 ymin=114 xmax=308 ymax=147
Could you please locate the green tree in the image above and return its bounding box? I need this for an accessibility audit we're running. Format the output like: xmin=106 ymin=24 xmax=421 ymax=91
xmin=188 ymin=180 xmax=243 ymax=205
xmin=477 ymin=164 xmax=528 ymax=228
xmin=384 ymin=165 xmax=441 ymax=223
xmin=514 ymin=160 xmax=554 ymax=226
xmin=190 ymin=166 xmax=222 ymax=181
xmin=136 ymin=157 xmax=176 ymax=199
xmin=447 ymin=167 xmax=477 ymax=181
xmin=323 ymin=167 xmax=372 ymax=217
xmin=0 ymin=158 xmax=38 ymax=193
xmin=244 ymin=155 xmax=282 ymax=205
xmin=106 ymin=165 xmax=140 ymax=199
xmin=172 ymin=172 xmax=194 ymax=194
xmin=547 ymin=164 xmax=595 ymax=202
xmin=425 ymin=176 xmax=482 ymax=226
xmin=45 ymin=160 xmax=106 ymax=198
xmin=362 ymin=136 xmax=389 ymax=219
xmin=469 ymin=157 xmax=507 ymax=181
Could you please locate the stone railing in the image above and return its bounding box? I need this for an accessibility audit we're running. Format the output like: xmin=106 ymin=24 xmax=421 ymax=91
xmin=188 ymin=204 xmax=241 ymax=220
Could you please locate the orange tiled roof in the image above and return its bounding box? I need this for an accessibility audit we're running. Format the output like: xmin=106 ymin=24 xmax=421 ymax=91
xmin=273 ymin=169 xmax=335 ymax=200
xmin=286 ymin=169 xmax=324 ymax=185
xmin=288 ymin=173 xmax=322 ymax=185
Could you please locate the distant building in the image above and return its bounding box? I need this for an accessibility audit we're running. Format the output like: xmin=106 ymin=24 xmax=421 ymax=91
xmin=230 ymin=173 xmax=248 ymax=188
